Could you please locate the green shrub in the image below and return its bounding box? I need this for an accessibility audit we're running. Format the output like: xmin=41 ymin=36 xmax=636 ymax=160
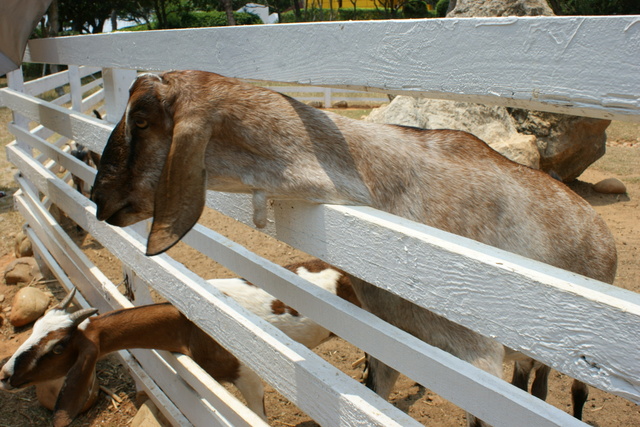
xmin=120 ymin=24 xmax=152 ymax=32
xmin=168 ymin=10 xmax=262 ymax=28
xmin=337 ymin=8 xmax=393 ymax=21
xmin=280 ymin=7 xmax=434 ymax=22
xmin=122 ymin=10 xmax=261 ymax=30
xmin=435 ymin=0 xmax=449 ymax=17
xmin=403 ymin=1 xmax=430 ymax=18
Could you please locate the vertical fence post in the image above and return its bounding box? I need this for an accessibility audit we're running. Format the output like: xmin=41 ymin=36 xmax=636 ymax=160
xmin=323 ymin=87 xmax=332 ymax=108
xmin=102 ymin=68 xmax=137 ymax=123
xmin=68 ymin=65 xmax=82 ymax=112
xmin=122 ymin=220 xmax=155 ymax=306
xmin=7 ymin=68 xmax=31 ymax=154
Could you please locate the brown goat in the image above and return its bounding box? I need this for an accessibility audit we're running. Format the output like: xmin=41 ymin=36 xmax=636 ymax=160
xmin=0 ymin=260 xmax=360 ymax=427
xmin=90 ymin=70 xmax=617 ymax=426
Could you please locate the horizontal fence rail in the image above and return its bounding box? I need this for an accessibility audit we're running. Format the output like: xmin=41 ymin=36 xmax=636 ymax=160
xmin=261 ymin=85 xmax=389 ymax=107
xmin=2 ymin=14 xmax=639 ymax=427
xmin=24 ymin=16 xmax=640 ymax=122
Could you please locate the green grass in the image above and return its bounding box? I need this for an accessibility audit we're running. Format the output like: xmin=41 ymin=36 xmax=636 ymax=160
xmin=327 ymin=108 xmax=373 ymax=120
xmin=607 ymin=120 xmax=640 ymax=143
xmin=591 ymin=145 xmax=640 ymax=177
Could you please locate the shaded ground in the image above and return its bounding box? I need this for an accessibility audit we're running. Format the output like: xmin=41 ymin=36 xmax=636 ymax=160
xmin=0 ymin=117 xmax=638 ymax=426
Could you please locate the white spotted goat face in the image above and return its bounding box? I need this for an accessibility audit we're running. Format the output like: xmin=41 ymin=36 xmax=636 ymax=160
xmin=0 ymin=289 xmax=97 ymax=391
xmin=0 ymin=309 xmax=76 ymax=390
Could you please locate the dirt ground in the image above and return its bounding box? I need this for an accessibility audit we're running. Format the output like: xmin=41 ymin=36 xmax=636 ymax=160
xmin=0 ymin=118 xmax=639 ymax=426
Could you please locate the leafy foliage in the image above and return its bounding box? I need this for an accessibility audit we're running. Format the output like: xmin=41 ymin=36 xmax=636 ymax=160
xmin=57 ymin=0 xmax=132 ymax=33
xmin=402 ymin=1 xmax=430 ymax=19
xmin=168 ymin=10 xmax=262 ymax=27
xmin=435 ymin=0 xmax=449 ymax=17
xmin=551 ymin=0 xmax=640 ymax=15
xmin=280 ymin=7 xmax=435 ymax=22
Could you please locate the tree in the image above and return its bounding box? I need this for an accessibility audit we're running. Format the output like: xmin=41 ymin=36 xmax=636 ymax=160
xmin=117 ymin=1 xmax=156 ymax=29
xmin=58 ymin=0 xmax=110 ymax=33
xmin=549 ymin=0 xmax=640 ymax=15
xmin=55 ymin=0 xmax=132 ymax=33
xmin=219 ymin=0 xmax=237 ymax=25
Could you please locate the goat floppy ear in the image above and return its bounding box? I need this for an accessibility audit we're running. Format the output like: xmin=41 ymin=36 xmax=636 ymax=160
xmin=146 ymin=119 xmax=209 ymax=256
xmin=52 ymin=343 xmax=99 ymax=427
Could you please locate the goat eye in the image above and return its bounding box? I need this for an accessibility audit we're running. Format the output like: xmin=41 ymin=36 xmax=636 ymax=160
xmin=52 ymin=344 xmax=64 ymax=355
xmin=134 ymin=119 xmax=149 ymax=129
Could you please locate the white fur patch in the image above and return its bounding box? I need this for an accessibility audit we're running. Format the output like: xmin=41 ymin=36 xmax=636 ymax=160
xmin=252 ymin=190 xmax=268 ymax=228
xmin=208 ymin=278 xmax=276 ymax=321
xmin=129 ymin=73 xmax=161 ymax=91
xmin=233 ymin=364 xmax=266 ymax=419
xmin=295 ymin=267 xmax=341 ymax=294
xmin=208 ymin=266 xmax=341 ymax=349
xmin=77 ymin=318 xmax=91 ymax=331
xmin=2 ymin=309 xmax=73 ymax=376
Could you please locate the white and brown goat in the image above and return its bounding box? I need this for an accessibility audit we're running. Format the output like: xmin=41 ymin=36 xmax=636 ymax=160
xmin=90 ymin=70 xmax=617 ymax=426
xmin=69 ymin=110 xmax=103 ymax=197
xmin=0 ymin=260 xmax=360 ymax=427
xmin=69 ymin=143 xmax=101 ymax=196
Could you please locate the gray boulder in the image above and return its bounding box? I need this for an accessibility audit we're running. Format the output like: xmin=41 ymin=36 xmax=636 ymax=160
xmin=366 ymin=0 xmax=610 ymax=181
xmin=448 ymin=0 xmax=554 ymax=17
xmin=509 ymin=109 xmax=611 ymax=181
xmin=365 ymin=97 xmax=610 ymax=180
xmin=365 ymin=98 xmax=540 ymax=169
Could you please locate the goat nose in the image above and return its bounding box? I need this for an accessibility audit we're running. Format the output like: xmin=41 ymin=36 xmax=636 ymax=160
xmin=0 ymin=371 xmax=13 ymax=391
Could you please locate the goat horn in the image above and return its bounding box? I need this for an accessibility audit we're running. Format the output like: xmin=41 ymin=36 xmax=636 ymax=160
xmin=56 ymin=287 xmax=77 ymax=311
xmin=69 ymin=308 xmax=99 ymax=326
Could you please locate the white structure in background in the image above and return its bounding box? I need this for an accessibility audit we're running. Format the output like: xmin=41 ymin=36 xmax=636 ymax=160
xmin=237 ymin=3 xmax=279 ymax=23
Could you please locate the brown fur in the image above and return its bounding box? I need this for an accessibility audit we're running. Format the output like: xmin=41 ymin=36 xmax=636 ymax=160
xmin=91 ymin=70 xmax=617 ymax=425
xmin=1 ymin=260 xmax=362 ymax=426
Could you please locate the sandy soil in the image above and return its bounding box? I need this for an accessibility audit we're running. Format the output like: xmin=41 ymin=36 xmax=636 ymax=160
xmin=0 ymin=131 xmax=638 ymax=426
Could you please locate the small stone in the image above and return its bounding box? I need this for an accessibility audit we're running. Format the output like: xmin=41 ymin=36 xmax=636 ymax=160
xmin=593 ymin=178 xmax=627 ymax=194
xmin=131 ymin=399 xmax=170 ymax=427
xmin=14 ymin=230 xmax=33 ymax=258
xmin=0 ymin=294 xmax=5 ymax=303
xmin=4 ymin=257 xmax=42 ymax=285
xmin=9 ymin=287 xmax=50 ymax=327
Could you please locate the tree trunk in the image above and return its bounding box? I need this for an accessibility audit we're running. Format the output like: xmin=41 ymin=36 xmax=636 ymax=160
xmin=46 ymin=0 xmax=64 ymax=95
xmin=111 ymin=9 xmax=118 ymax=31
xmin=220 ymin=0 xmax=237 ymax=25
xmin=47 ymin=0 xmax=60 ymax=37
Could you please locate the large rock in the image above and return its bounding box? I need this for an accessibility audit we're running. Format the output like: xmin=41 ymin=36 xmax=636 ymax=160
xmin=365 ymin=97 xmax=610 ymax=181
xmin=132 ymin=399 xmax=170 ymax=427
xmin=388 ymin=0 xmax=612 ymax=181
xmin=448 ymin=0 xmax=554 ymax=17
xmin=4 ymin=257 xmax=43 ymax=285
xmin=366 ymin=98 xmax=541 ymax=168
xmin=9 ymin=286 xmax=50 ymax=327
xmin=509 ymin=109 xmax=611 ymax=181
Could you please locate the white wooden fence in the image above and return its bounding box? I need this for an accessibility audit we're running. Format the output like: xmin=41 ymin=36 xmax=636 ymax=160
xmin=1 ymin=15 xmax=639 ymax=427
xmin=261 ymin=85 xmax=389 ymax=107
